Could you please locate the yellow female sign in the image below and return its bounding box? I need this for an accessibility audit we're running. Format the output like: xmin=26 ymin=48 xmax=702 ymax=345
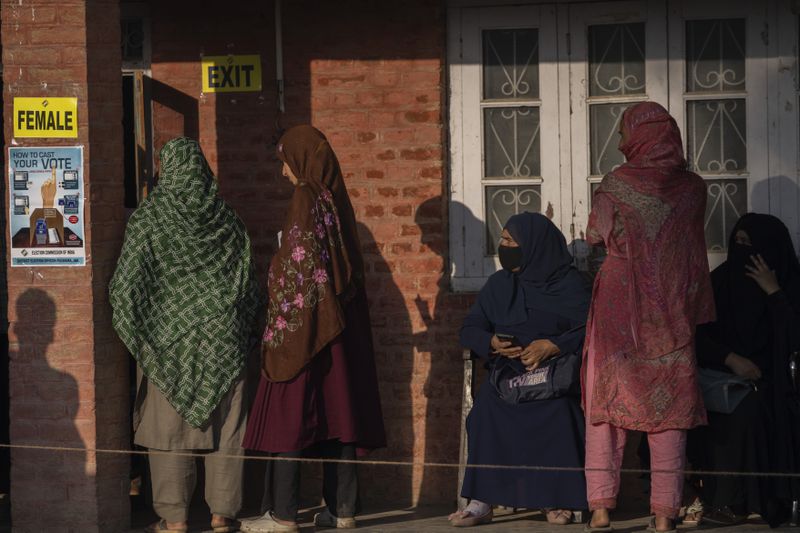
xmin=13 ymin=97 xmax=78 ymax=138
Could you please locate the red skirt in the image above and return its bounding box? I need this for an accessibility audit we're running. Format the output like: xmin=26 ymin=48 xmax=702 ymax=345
xmin=243 ymin=289 xmax=386 ymax=455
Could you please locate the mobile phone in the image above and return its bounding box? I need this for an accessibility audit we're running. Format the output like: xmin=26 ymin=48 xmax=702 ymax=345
xmin=495 ymin=333 xmax=519 ymax=346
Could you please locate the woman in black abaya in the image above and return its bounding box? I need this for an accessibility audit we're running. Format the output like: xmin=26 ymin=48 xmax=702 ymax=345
xmin=691 ymin=213 xmax=800 ymax=528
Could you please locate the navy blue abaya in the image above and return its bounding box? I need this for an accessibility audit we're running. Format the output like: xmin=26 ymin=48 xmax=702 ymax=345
xmin=458 ymin=212 xmax=589 ymax=510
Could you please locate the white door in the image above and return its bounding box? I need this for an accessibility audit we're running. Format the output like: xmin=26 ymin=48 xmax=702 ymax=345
xmin=450 ymin=5 xmax=560 ymax=291
xmin=567 ymin=1 xmax=669 ymax=244
xmin=668 ymin=0 xmax=769 ymax=266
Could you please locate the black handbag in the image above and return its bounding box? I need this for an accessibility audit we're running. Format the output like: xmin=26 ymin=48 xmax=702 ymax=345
xmin=697 ymin=367 xmax=755 ymax=414
xmin=489 ymin=350 xmax=581 ymax=404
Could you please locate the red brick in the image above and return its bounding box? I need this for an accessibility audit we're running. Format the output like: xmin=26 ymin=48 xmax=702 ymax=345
xmin=391 ymin=204 xmax=413 ymax=217
xmin=377 ymin=187 xmax=398 ymax=198
xmin=400 ymin=148 xmax=436 ymax=161
xmin=317 ymin=74 xmax=366 ymax=87
xmin=28 ymin=26 xmax=86 ymax=45
xmin=403 ymin=110 xmax=441 ymax=124
xmin=383 ymin=128 xmax=416 ymax=144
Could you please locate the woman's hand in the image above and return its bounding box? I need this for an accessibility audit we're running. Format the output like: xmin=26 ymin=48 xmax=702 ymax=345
xmin=725 ymin=352 xmax=762 ymax=380
xmin=519 ymin=339 xmax=561 ymax=370
xmin=490 ymin=335 xmax=522 ymax=358
xmin=745 ymin=254 xmax=780 ymax=295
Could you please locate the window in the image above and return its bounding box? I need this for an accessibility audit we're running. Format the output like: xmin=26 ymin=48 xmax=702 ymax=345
xmin=449 ymin=6 xmax=559 ymax=291
xmin=482 ymin=28 xmax=543 ymax=253
xmin=120 ymin=4 xmax=151 ymax=71
xmin=449 ymin=0 xmax=789 ymax=289
xmin=668 ymin=1 xmax=769 ymax=266
xmin=685 ymin=19 xmax=748 ymax=252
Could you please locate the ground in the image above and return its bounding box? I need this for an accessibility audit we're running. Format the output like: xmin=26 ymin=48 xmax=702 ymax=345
xmin=130 ymin=507 xmax=787 ymax=532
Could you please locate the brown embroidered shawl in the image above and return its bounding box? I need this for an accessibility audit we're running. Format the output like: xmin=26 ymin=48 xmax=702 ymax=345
xmin=262 ymin=126 xmax=365 ymax=381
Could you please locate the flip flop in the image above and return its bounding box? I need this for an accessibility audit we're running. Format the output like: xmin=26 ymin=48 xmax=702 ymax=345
xmin=646 ymin=517 xmax=677 ymax=533
xmin=583 ymin=522 xmax=613 ymax=532
xmin=449 ymin=508 xmax=493 ymax=527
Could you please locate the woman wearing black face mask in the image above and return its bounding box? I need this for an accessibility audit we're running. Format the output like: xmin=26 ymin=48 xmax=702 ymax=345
xmin=449 ymin=212 xmax=591 ymax=527
xmin=689 ymin=213 xmax=800 ymax=527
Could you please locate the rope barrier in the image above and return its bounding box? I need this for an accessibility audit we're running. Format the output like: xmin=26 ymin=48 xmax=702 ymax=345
xmin=1 ymin=443 xmax=799 ymax=479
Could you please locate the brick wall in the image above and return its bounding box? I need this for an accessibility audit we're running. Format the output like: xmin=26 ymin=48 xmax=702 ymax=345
xmin=2 ymin=0 xmax=129 ymax=530
xmin=143 ymin=0 xmax=470 ymax=507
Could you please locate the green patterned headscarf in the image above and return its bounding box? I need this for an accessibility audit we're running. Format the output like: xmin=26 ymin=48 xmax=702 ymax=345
xmin=110 ymin=137 xmax=261 ymax=428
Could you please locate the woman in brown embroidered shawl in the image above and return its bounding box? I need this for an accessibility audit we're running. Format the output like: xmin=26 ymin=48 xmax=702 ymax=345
xmin=242 ymin=126 xmax=386 ymax=533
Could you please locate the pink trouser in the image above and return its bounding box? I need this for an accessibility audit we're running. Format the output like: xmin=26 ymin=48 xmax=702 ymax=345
xmin=584 ymin=353 xmax=687 ymax=519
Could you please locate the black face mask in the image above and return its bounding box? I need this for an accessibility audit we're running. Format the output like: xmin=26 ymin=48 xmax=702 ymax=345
xmin=728 ymin=242 xmax=753 ymax=274
xmin=498 ymin=245 xmax=523 ymax=272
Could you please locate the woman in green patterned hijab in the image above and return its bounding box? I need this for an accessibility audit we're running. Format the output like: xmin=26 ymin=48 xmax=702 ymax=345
xmin=110 ymin=137 xmax=260 ymax=533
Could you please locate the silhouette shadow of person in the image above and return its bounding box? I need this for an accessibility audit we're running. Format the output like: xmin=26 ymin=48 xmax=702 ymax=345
xmin=10 ymin=289 xmax=84 ymax=528
xmin=354 ymin=221 xmax=415 ymax=510
xmin=413 ymin=197 xmax=483 ymax=506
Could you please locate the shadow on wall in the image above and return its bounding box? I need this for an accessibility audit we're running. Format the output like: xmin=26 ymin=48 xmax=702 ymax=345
xmin=9 ymin=289 xmax=85 ymax=529
xmin=413 ymin=197 xmax=481 ymax=507
xmin=353 ymin=222 xmax=415 ymax=508
xmin=151 ymin=78 xmax=199 ymax=143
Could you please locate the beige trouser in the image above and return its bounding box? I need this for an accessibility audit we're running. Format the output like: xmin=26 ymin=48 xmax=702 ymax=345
xmin=149 ymin=448 xmax=244 ymax=522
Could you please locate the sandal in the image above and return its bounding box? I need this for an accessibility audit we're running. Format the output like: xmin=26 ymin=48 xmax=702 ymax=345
xmin=584 ymin=516 xmax=613 ymax=532
xmin=545 ymin=509 xmax=573 ymax=525
xmin=682 ymin=497 xmax=704 ymax=527
xmin=448 ymin=508 xmax=493 ymax=527
xmin=584 ymin=523 xmax=613 ymax=532
xmin=144 ymin=520 xmax=188 ymax=533
xmin=646 ymin=517 xmax=677 ymax=533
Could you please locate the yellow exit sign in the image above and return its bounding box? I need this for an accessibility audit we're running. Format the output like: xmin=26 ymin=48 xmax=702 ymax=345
xmin=13 ymin=97 xmax=78 ymax=138
xmin=201 ymin=55 xmax=262 ymax=93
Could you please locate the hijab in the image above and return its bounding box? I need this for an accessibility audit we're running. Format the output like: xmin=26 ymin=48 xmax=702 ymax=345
xmin=262 ymin=126 xmax=365 ymax=382
xmin=110 ymin=137 xmax=261 ymax=427
xmin=479 ymin=212 xmax=590 ymax=327
xmin=714 ymin=213 xmax=800 ymax=357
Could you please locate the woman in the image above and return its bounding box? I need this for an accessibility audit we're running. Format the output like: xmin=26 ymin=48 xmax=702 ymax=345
xmin=110 ymin=137 xmax=261 ymax=533
xmin=689 ymin=213 xmax=800 ymax=527
xmin=449 ymin=212 xmax=590 ymax=527
xmin=241 ymin=126 xmax=386 ymax=533
xmin=583 ymin=102 xmax=715 ymax=533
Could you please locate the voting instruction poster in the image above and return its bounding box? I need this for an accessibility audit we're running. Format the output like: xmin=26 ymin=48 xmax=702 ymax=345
xmin=8 ymin=146 xmax=86 ymax=267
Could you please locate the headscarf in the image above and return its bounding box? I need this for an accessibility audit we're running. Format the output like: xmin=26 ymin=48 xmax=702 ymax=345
xmin=262 ymin=125 xmax=365 ymax=382
xmin=713 ymin=213 xmax=800 ymax=358
xmin=479 ymin=212 xmax=590 ymax=326
xmin=110 ymin=137 xmax=261 ymax=428
xmin=591 ymin=102 xmax=715 ymax=357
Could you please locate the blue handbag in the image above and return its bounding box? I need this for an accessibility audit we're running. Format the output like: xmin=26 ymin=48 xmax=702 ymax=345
xmin=489 ymin=351 xmax=581 ymax=404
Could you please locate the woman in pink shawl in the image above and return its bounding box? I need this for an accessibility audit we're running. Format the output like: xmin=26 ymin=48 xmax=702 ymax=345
xmin=583 ymin=102 xmax=715 ymax=533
